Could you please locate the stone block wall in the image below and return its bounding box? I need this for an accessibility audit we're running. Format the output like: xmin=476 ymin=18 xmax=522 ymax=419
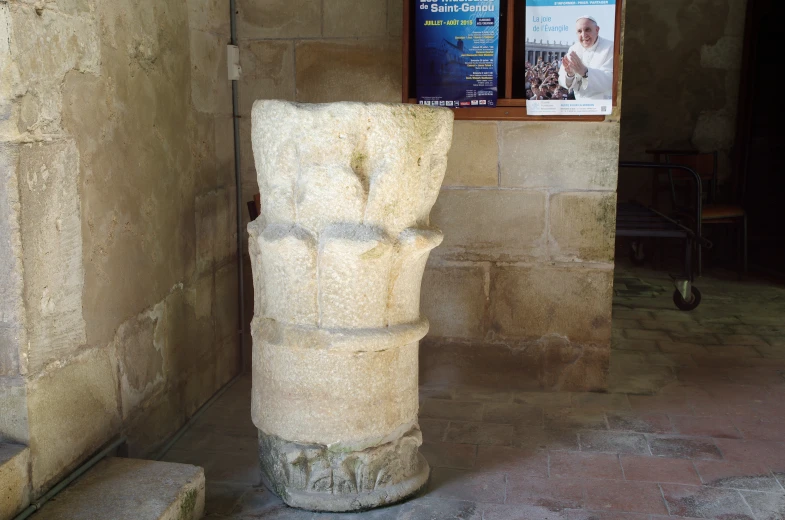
xmin=237 ymin=1 xmax=623 ymax=391
xmin=1 ymin=0 xmax=240 ymax=503
xmin=423 ymin=122 xmax=618 ymax=391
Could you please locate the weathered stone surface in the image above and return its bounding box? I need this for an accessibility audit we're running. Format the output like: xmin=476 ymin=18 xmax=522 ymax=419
xmin=0 ymin=328 xmax=20 ymax=378
xmin=239 ymin=40 xmax=296 ymax=115
xmin=619 ymin=0 xmax=741 ymax=188
xmin=0 ymin=377 xmax=28 ymax=444
xmin=215 ymin=334 xmax=240 ymax=391
xmin=249 ymin=101 xmax=453 ymax=510
xmin=62 ymin=0 xmax=201 ymax=349
xmin=239 ymin=117 xmax=257 ymax=196
xmin=742 ymin=490 xmax=785 ymax=520
xmin=215 ymin=115 xmax=236 ymax=179
xmin=180 ymin=350 xmax=219 ymax=419
xmin=238 ymin=0 xmax=321 ymax=39
xmin=701 ymin=36 xmax=743 ymax=70
xmin=188 ymin=0 xmax=230 ymax=35
xmin=661 ymin=484 xmax=752 ymax=519
xmin=295 ymin=39 xmax=403 ymax=103
xmin=253 ymin=333 xmax=421 ymax=446
xmin=214 ymin=261 xmax=239 ymax=342
xmin=499 ymin=122 xmax=619 ymax=190
xmin=189 ymin=29 xmax=232 ymax=115
xmin=0 ymin=4 xmax=18 ymax=140
xmin=388 ymin=0 xmax=403 ymax=37
xmin=421 ymin=263 xmax=487 ymax=340
xmin=549 ymin=192 xmax=617 ymax=263
xmin=17 ymin=140 xmax=87 ymax=372
xmin=725 ymin=0 xmax=747 ymax=36
xmin=189 ymin=111 xmax=221 ymax=194
xmin=259 ymin=429 xmax=429 ymax=511
xmin=4 ymin=4 xmax=100 ymax=135
xmin=164 ymin=283 xmax=215 ymax=386
xmin=27 ymin=348 xmax=121 ymax=492
xmin=190 ymin=270 xmax=215 ymax=324
xmin=5 ymin=0 xmax=235 ymax=507
xmin=692 ymin=108 xmax=735 ymax=153
xmin=430 ymin=189 xmax=547 ymax=262
xmin=490 ymin=266 xmax=613 ymax=344
xmin=319 ymin=230 xmax=395 ymax=328
xmin=250 ymin=101 xmax=452 ymax=240
xmin=124 ymin=390 xmax=187 ymax=458
xmin=444 ymin=122 xmax=499 ymax=187
xmin=195 ymin=186 xmax=236 ymax=276
xmin=420 ymin=339 xmax=609 ymax=392
xmin=113 ymin=303 xmax=166 ymax=420
xmin=324 ymin=0 xmax=387 ymax=37
xmin=0 ymin=141 xmax=22 ymax=410
xmin=33 ymin=458 xmax=205 ymax=520
xmin=0 ymin=146 xmax=24 ymax=377
xmin=0 ymin=443 xmax=30 ymax=520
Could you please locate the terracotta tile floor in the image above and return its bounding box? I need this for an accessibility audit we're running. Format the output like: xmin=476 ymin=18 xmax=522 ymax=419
xmin=163 ymin=266 xmax=785 ymax=519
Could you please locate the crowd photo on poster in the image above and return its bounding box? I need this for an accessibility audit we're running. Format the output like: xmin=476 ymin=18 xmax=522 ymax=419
xmin=525 ymin=57 xmax=572 ymax=101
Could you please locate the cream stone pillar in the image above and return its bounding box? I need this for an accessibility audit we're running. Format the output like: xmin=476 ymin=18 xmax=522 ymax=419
xmin=247 ymin=101 xmax=453 ymax=511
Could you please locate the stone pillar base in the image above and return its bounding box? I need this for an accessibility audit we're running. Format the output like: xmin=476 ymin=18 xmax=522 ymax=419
xmin=258 ymin=428 xmax=430 ymax=512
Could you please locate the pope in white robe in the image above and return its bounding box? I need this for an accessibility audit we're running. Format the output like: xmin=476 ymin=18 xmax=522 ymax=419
xmin=558 ymin=16 xmax=614 ymax=100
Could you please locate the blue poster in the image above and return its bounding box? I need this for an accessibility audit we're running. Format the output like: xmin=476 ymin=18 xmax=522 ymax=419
xmin=415 ymin=0 xmax=501 ymax=108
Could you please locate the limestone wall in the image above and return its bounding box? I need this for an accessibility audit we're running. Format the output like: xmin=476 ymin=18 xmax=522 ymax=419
xmin=1 ymin=0 xmax=239 ymax=499
xmin=619 ymin=0 xmax=746 ymax=200
xmin=237 ymin=1 xmax=623 ymax=391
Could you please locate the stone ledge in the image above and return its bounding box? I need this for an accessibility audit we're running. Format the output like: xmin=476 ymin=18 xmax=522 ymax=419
xmin=33 ymin=458 xmax=204 ymax=520
xmin=0 ymin=443 xmax=30 ymax=520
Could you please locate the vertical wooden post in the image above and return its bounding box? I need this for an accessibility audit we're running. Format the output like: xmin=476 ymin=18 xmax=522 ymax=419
xmin=505 ymin=0 xmax=515 ymax=98
xmin=612 ymin=0 xmax=622 ymax=106
xmin=402 ymin=0 xmax=411 ymax=102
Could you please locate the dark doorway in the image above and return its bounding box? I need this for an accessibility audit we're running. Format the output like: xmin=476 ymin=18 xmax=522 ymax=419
xmin=734 ymin=0 xmax=785 ymax=278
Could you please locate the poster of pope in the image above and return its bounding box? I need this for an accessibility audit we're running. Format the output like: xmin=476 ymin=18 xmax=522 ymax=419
xmin=524 ymin=0 xmax=617 ymax=116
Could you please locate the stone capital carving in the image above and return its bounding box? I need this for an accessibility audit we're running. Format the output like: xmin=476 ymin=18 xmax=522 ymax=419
xmin=248 ymin=101 xmax=453 ymax=511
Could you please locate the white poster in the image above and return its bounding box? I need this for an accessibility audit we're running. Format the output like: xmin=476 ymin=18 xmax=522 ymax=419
xmin=524 ymin=0 xmax=616 ymax=116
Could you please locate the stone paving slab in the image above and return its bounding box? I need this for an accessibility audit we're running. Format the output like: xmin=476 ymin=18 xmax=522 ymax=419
xmin=0 ymin=443 xmax=29 ymax=520
xmin=34 ymin=458 xmax=205 ymax=520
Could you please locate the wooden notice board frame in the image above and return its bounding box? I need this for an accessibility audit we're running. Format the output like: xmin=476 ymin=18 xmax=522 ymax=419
xmin=402 ymin=0 xmax=623 ymax=121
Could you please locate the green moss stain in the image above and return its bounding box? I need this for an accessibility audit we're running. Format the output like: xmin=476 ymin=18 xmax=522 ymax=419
xmin=576 ymin=194 xmax=617 ymax=261
xmin=361 ymin=244 xmax=387 ymax=260
xmin=350 ymin=150 xmax=370 ymax=194
xmin=179 ymin=488 xmax=197 ymax=520
xmin=350 ymin=151 xmax=367 ymax=173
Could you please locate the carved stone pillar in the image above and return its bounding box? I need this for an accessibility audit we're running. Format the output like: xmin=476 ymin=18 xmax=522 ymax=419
xmin=247 ymin=101 xmax=453 ymax=511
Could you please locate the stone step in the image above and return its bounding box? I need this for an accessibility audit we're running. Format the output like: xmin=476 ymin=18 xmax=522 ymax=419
xmin=0 ymin=443 xmax=30 ymax=520
xmin=33 ymin=458 xmax=205 ymax=520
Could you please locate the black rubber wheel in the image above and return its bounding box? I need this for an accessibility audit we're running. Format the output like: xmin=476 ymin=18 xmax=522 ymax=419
xmin=629 ymin=243 xmax=645 ymax=266
xmin=673 ymin=286 xmax=702 ymax=311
